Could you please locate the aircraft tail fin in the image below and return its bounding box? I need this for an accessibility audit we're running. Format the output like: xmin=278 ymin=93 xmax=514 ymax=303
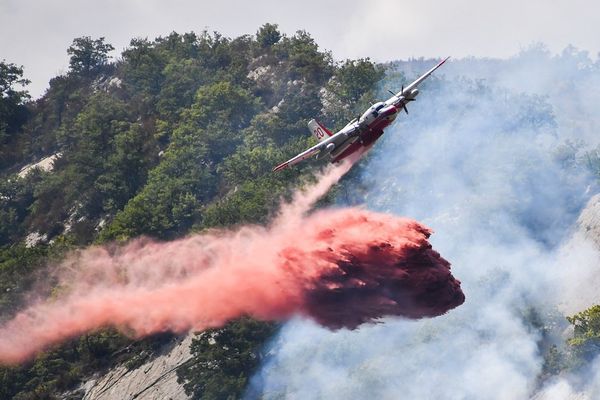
xmin=308 ymin=119 xmax=333 ymax=142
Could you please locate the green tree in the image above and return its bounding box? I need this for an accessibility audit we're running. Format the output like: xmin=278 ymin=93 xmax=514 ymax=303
xmin=0 ymin=61 xmax=30 ymax=103
xmin=0 ymin=171 xmax=42 ymax=246
xmin=567 ymin=305 xmax=600 ymax=361
xmin=20 ymin=73 xmax=92 ymax=161
xmin=323 ymin=58 xmax=384 ymax=128
xmin=184 ymin=81 xmax=261 ymax=130
xmin=102 ymin=130 xmax=214 ymax=240
xmin=67 ymin=36 xmax=114 ymax=77
xmin=156 ymin=58 xmax=205 ymax=121
xmin=280 ymin=30 xmax=334 ymax=84
xmin=256 ymin=23 xmax=281 ymax=48
xmin=121 ymin=37 xmax=168 ymax=112
xmin=0 ymin=61 xmax=30 ymax=166
xmin=28 ymin=92 xmax=137 ymax=236
xmin=94 ymin=123 xmax=157 ymax=214
xmin=175 ymin=81 xmax=262 ymax=163
xmin=334 ymin=58 xmax=385 ymax=103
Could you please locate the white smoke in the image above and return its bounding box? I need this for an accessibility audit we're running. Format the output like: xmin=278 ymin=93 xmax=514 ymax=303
xmin=247 ymin=47 xmax=600 ymax=400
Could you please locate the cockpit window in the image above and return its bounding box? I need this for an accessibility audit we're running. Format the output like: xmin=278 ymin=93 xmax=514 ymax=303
xmin=370 ymin=103 xmax=385 ymax=117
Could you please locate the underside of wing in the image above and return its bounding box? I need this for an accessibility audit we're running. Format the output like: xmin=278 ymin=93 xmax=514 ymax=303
xmin=272 ymin=124 xmax=360 ymax=172
xmin=272 ymin=145 xmax=322 ymax=172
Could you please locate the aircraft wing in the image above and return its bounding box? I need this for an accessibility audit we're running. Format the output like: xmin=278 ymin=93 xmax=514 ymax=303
xmin=273 ymin=143 xmax=323 ymax=172
xmin=273 ymin=126 xmax=358 ymax=172
xmin=396 ymin=56 xmax=450 ymax=97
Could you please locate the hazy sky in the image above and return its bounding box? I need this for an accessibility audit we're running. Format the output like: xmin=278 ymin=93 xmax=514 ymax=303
xmin=1 ymin=0 xmax=599 ymax=98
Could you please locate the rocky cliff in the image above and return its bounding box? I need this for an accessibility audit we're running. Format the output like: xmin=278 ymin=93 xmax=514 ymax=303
xmin=80 ymin=334 xmax=193 ymax=400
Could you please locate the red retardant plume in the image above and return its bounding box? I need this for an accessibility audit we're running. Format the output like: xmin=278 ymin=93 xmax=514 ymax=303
xmin=0 ymin=162 xmax=464 ymax=364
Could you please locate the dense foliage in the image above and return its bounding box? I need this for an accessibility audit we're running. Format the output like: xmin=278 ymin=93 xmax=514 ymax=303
xmin=567 ymin=306 xmax=600 ymax=363
xmin=0 ymin=61 xmax=30 ymax=168
xmin=0 ymin=24 xmax=384 ymax=399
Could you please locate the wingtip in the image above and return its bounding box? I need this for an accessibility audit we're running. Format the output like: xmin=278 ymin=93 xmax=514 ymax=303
xmin=273 ymin=162 xmax=288 ymax=172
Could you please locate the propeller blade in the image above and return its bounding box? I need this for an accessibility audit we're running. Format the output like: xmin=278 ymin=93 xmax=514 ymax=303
xmin=403 ymin=105 xmax=409 ymax=114
xmin=387 ymin=89 xmax=396 ymax=96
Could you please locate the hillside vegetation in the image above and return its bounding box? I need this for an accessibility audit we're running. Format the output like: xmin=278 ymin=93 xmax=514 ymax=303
xmin=0 ymin=24 xmax=383 ymax=399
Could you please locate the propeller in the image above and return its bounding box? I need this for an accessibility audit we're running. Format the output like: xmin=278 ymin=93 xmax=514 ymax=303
xmin=388 ymin=84 xmax=414 ymax=114
xmin=388 ymin=83 xmax=405 ymax=95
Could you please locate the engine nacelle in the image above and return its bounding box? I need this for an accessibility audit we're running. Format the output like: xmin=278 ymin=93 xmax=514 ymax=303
xmin=409 ymin=88 xmax=419 ymax=98
xmin=325 ymin=143 xmax=335 ymax=152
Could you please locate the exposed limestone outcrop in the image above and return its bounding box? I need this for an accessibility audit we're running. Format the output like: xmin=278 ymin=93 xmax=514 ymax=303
xmin=18 ymin=153 xmax=62 ymax=178
xmin=578 ymin=193 xmax=600 ymax=248
xmin=82 ymin=334 xmax=194 ymax=400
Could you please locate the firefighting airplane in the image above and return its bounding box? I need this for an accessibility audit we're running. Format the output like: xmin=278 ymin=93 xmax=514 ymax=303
xmin=273 ymin=57 xmax=449 ymax=172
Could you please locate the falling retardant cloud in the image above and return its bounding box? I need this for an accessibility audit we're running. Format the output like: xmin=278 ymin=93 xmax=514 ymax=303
xmin=0 ymin=162 xmax=463 ymax=365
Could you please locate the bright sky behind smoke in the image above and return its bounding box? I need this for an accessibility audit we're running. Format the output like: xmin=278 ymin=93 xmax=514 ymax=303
xmin=1 ymin=0 xmax=600 ymax=98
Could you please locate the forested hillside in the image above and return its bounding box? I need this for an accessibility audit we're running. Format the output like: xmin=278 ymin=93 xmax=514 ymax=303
xmin=0 ymin=24 xmax=383 ymax=399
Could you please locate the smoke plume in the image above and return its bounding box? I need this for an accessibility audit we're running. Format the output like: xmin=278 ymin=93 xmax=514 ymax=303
xmin=250 ymin=49 xmax=600 ymax=400
xmin=0 ymin=162 xmax=463 ymax=364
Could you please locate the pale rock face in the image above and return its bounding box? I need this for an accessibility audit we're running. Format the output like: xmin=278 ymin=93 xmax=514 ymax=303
xmin=96 ymin=218 xmax=106 ymax=231
xmin=319 ymin=78 xmax=348 ymax=116
xmin=24 ymin=232 xmax=48 ymax=248
xmin=578 ymin=194 xmax=600 ymax=248
xmin=92 ymin=75 xmax=123 ymax=93
xmin=247 ymin=65 xmax=271 ymax=81
xmin=82 ymin=334 xmax=194 ymax=400
xmin=108 ymin=77 xmax=123 ymax=89
xmin=550 ymin=193 xmax=600 ymax=316
xmin=18 ymin=153 xmax=62 ymax=178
